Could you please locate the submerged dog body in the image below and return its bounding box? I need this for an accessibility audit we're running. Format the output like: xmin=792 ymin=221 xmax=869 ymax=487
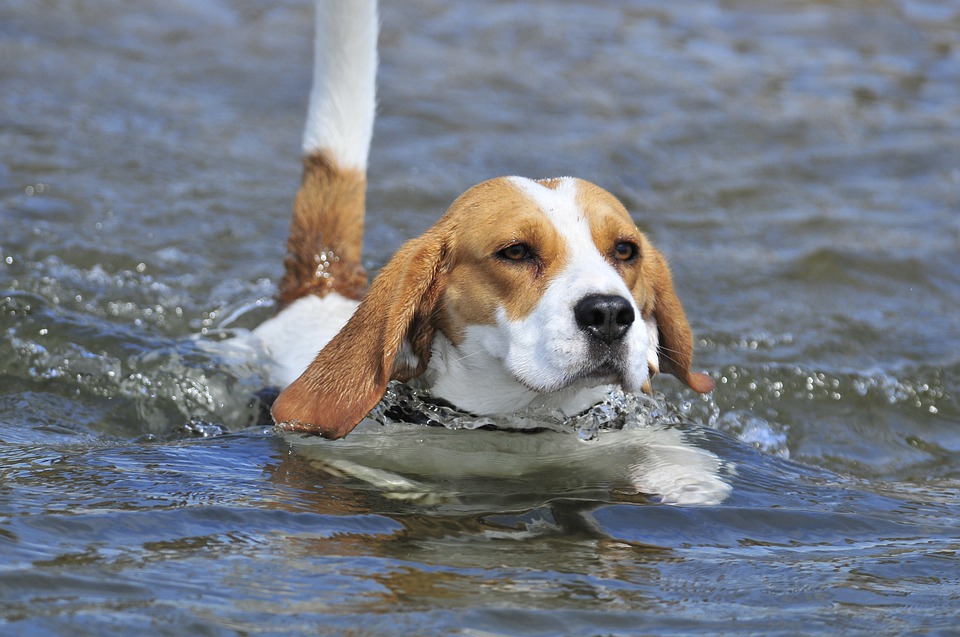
xmin=258 ymin=1 xmax=713 ymax=439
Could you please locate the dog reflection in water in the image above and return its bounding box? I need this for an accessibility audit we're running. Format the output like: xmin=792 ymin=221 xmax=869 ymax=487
xmin=286 ymin=385 xmax=731 ymax=507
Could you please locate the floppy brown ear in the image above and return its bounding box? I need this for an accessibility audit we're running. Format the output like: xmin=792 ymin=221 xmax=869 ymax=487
xmin=638 ymin=239 xmax=715 ymax=394
xmin=271 ymin=232 xmax=448 ymax=438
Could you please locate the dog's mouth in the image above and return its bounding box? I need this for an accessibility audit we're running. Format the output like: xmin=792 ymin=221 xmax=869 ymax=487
xmin=576 ymin=358 xmax=633 ymax=389
xmin=575 ymin=340 xmax=638 ymax=383
xmin=518 ymin=351 xmax=641 ymax=395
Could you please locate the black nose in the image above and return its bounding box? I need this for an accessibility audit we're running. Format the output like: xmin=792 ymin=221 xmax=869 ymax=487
xmin=574 ymin=294 xmax=635 ymax=344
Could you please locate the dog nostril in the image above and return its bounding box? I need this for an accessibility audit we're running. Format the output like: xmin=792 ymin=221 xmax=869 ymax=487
xmin=574 ymin=294 xmax=635 ymax=344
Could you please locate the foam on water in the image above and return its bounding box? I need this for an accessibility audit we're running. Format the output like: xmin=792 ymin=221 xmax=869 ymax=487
xmin=0 ymin=255 xmax=277 ymax=436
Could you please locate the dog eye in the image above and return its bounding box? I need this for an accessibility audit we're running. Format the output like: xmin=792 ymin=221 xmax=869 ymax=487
xmin=613 ymin=241 xmax=638 ymax=261
xmin=497 ymin=243 xmax=534 ymax=262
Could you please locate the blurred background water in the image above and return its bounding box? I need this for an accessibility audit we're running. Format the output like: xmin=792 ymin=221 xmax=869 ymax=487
xmin=1 ymin=0 xmax=959 ymax=635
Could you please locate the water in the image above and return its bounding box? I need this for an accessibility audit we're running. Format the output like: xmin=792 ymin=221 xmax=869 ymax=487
xmin=2 ymin=0 xmax=959 ymax=634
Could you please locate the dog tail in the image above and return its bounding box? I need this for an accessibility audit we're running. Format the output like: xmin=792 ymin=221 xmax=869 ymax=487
xmin=302 ymin=0 xmax=378 ymax=170
xmin=278 ymin=0 xmax=378 ymax=307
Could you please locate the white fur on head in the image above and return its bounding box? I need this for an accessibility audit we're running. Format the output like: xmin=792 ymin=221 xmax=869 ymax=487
xmin=502 ymin=177 xmax=650 ymax=393
xmin=422 ymin=177 xmax=651 ymax=416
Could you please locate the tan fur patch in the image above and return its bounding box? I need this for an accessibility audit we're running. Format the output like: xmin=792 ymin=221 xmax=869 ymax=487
xmin=278 ymin=152 xmax=368 ymax=308
xmin=431 ymin=178 xmax=569 ymax=340
xmin=578 ymin=181 xmax=649 ymax=289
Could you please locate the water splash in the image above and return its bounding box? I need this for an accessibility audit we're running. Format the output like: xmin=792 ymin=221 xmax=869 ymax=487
xmin=371 ymin=381 xmax=694 ymax=439
xmin=0 ymin=284 xmax=273 ymax=436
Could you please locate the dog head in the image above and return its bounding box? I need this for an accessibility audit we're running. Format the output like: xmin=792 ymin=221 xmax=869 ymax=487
xmin=271 ymin=176 xmax=713 ymax=438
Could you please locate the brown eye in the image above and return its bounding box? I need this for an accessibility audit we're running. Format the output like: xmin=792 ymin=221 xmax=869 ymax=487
xmin=613 ymin=241 xmax=638 ymax=262
xmin=497 ymin=243 xmax=534 ymax=262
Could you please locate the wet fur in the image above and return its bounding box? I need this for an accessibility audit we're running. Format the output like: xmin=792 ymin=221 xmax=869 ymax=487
xmin=266 ymin=1 xmax=713 ymax=439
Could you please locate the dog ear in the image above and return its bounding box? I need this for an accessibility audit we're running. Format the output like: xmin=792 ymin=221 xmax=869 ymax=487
xmin=637 ymin=239 xmax=715 ymax=394
xmin=271 ymin=232 xmax=448 ymax=439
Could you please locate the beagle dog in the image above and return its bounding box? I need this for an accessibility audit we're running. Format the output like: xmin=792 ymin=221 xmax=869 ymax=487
xmin=256 ymin=0 xmax=713 ymax=439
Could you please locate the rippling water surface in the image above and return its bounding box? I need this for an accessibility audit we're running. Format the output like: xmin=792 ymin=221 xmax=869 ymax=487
xmin=2 ymin=1 xmax=959 ymax=635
